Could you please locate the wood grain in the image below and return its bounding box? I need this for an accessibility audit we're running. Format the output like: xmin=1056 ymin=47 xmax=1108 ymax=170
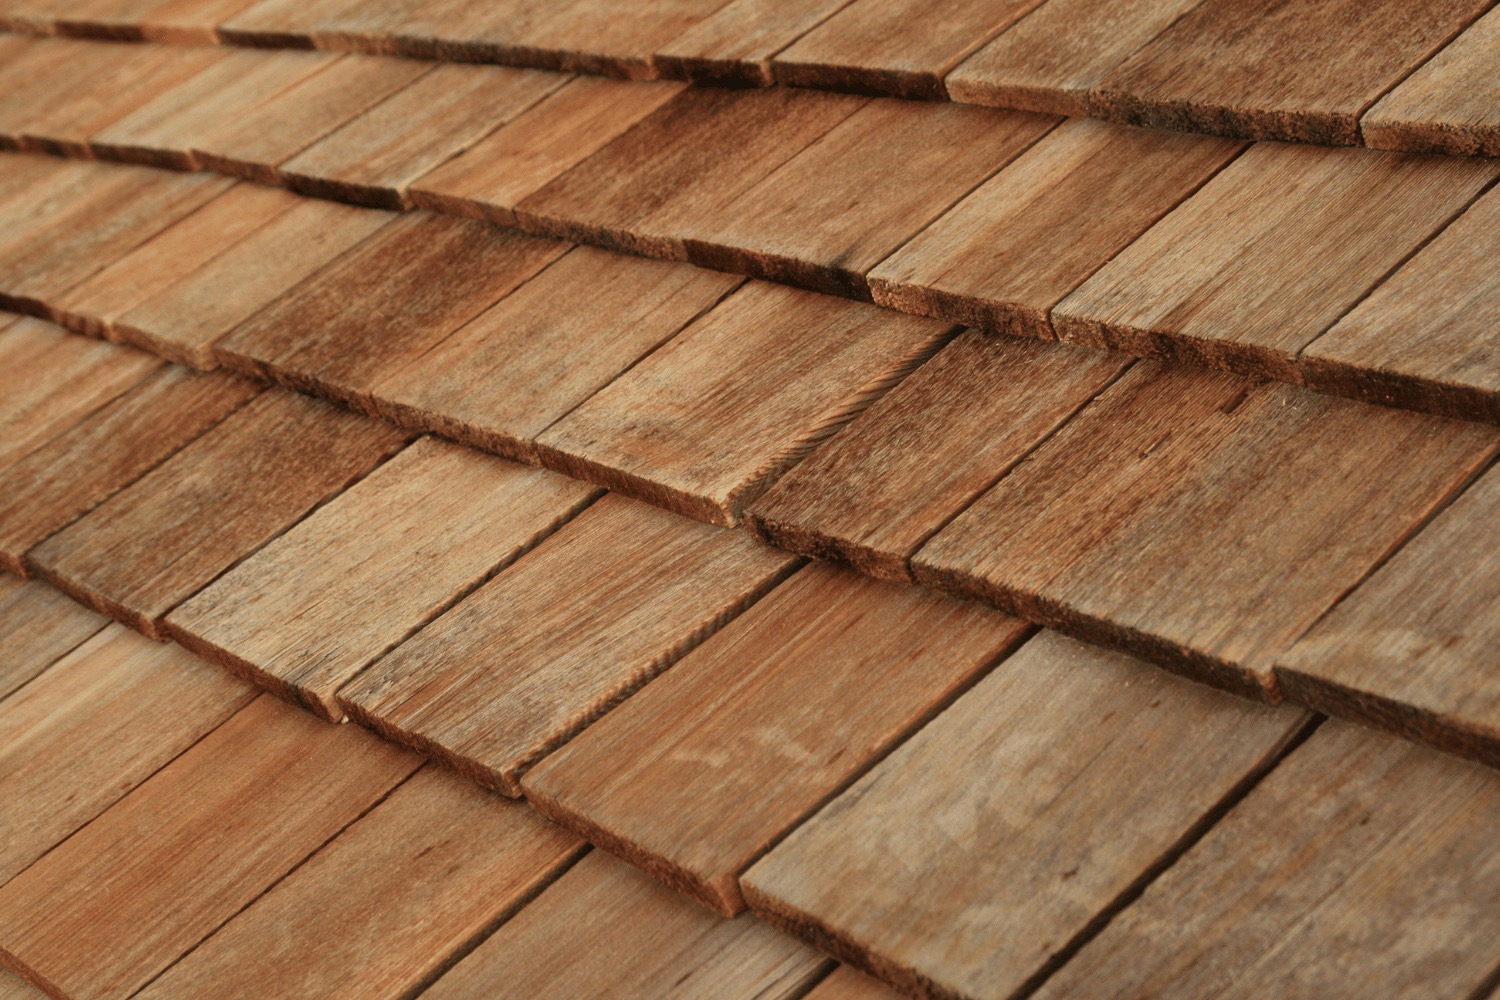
xmin=536 ymin=281 xmax=954 ymax=526
xmin=742 ymin=630 xmax=1312 ymax=1000
xmin=912 ymin=362 xmax=1500 ymax=699
xmin=1092 ymin=0 xmax=1495 ymax=144
xmin=0 ymin=624 xmax=254 ymax=885
xmin=0 ymin=968 xmax=43 ymax=1000
xmin=655 ymin=0 xmax=855 ymax=85
xmin=278 ymin=62 xmax=565 ymax=209
xmin=193 ymin=52 xmax=434 ymax=184
xmin=1362 ymin=6 xmax=1500 ymax=157
xmin=0 ymin=366 xmax=260 ymax=576
xmin=0 ymin=578 xmax=107 ymax=701
xmin=370 ymin=245 xmax=742 ymax=461
xmin=515 ymin=86 xmax=865 ymax=259
xmin=0 ymin=317 xmax=158 ymax=473
xmin=137 ymin=765 xmax=585 ymax=1000
xmin=1277 ymin=464 xmax=1500 ymax=767
xmin=1052 ymin=142 xmax=1500 ymax=383
xmin=1034 ymin=720 xmax=1500 ymax=1000
xmin=112 ymin=196 xmax=393 ymax=368
xmin=680 ymin=100 xmax=1055 ymax=299
xmin=216 ymin=0 xmax=355 ymax=46
xmin=522 ymin=561 xmax=1029 ymax=916
xmin=339 ymin=492 xmax=798 ymax=796
xmin=166 ymin=436 xmax=599 ymax=719
xmin=84 ymin=0 xmax=261 ymax=44
xmin=0 ymin=694 xmax=421 ymax=1000
xmin=28 ymin=389 xmax=411 ymax=638
xmin=746 ymin=332 xmax=1127 ymax=581
xmin=89 ymin=47 xmax=337 ymax=169
xmin=1300 ymin=182 xmax=1500 ymax=424
xmin=771 ymin=0 xmax=1045 ymax=99
xmin=802 ymin=966 xmax=904 ymax=1000
xmin=868 ymin=118 xmax=1243 ymax=338
xmin=947 ymin=0 xmax=1204 ymax=116
xmin=216 ymin=214 xmax=569 ymax=408
xmin=422 ymin=851 xmax=831 ymax=1000
xmin=410 ymin=76 xmax=686 ymax=228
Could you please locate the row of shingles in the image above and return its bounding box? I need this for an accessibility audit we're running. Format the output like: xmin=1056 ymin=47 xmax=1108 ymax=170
xmin=6 ymin=35 xmax=1500 ymax=426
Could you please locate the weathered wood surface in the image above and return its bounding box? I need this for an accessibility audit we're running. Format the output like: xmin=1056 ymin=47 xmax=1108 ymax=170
xmin=371 ymin=245 xmax=741 ymax=461
xmin=112 ymin=196 xmax=393 ymax=368
xmin=0 ymin=966 xmax=45 ymax=1000
xmin=423 ymin=851 xmax=831 ymax=1000
xmin=869 ymin=117 xmax=1242 ymax=338
xmin=28 ymin=389 xmax=410 ymax=638
xmin=410 ymin=76 xmax=686 ymax=227
xmin=137 ymin=766 xmax=585 ymax=1000
xmin=0 ymin=624 xmax=254 ymax=885
xmin=1277 ymin=464 xmax=1500 ymax=767
xmin=339 ymin=493 xmax=798 ymax=796
xmin=516 ymin=86 xmax=865 ymax=259
xmin=1052 ymin=142 xmax=1500 ymax=382
xmin=771 ymin=0 xmax=1045 ymax=99
xmin=1034 ymin=720 xmax=1500 ymax=1000
xmin=1362 ymin=6 xmax=1500 ymax=157
xmin=67 ymin=0 xmax=261 ymax=44
xmin=947 ymin=0 xmax=1204 ymax=116
xmin=166 ymin=436 xmax=598 ymax=719
xmin=216 ymin=0 xmax=363 ymax=46
xmin=655 ymin=0 xmax=852 ymax=85
xmin=1092 ymin=0 xmax=1494 ymax=144
xmin=523 ymin=561 xmax=1029 ymax=915
xmin=0 ymin=578 xmax=107 ymax=701
xmin=536 ymin=281 xmax=953 ymax=525
xmin=680 ymin=100 xmax=1055 ymax=299
xmin=278 ymin=62 xmax=565 ymax=209
xmin=747 ymin=332 xmax=1127 ymax=581
xmin=0 ymin=694 xmax=421 ymax=1000
xmin=743 ymin=631 xmax=1312 ymax=1000
xmin=912 ymin=362 xmax=1500 ymax=699
xmin=0 ymin=366 xmax=260 ymax=576
xmin=1300 ymin=182 xmax=1500 ymax=424
xmin=216 ymin=213 xmax=568 ymax=408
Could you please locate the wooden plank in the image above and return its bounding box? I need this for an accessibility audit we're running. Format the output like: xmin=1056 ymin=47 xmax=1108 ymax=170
xmin=89 ymin=47 xmax=338 ymax=169
xmin=51 ymin=182 xmax=301 ymax=337
xmin=536 ymin=281 xmax=954 ymax=526
xmin=1092 ymin=0 xmax=1494 ymax=144
xmin=1300 ymin=183 xmax=1500 ymax=424
xmin=370 ymin=245 xmax=742 ymax=461
xmin=515 ymin=86 xmax=865 ymax=259
xmin=166 ymin=436 xmax=599 ymax=720
xmin=743 ymin=630 xmax=1311 ymax=1000
xmin=422 ymin=851 xmax=831 ymax=1000
xmin=912 ymin=362 xmax=1500 ymax=699
xmin=112 ymin=196 xmax=393 ymax=368
xmin=0 ymin=624 xmax=254 ymax=885
xmin=1034 ymin=720 xmax=1500 ymax=1000
xmin=0 ymin=578 xmax=108 ymax=701
xmin=74 ymin=0 xmax=261 ymax=44
xmin=1052 ymin=142 xmax=1500 ymax=383
xmin=868 ymin=118 xmax=1243 ymax=338
xmin=28 ymin=389 xmax=411 ymax=638
xmin=1362 ymin=7 xmax=1500 ymax=157
xmin=680 ymin=101 xmax=1056 ymax=299
xmin=216 ymin=214 xmax=569 ymax=409
xmin=277 ymin=62 xmax=566 ymax=209
xmin=0 ymin=968 xmax=45 ymax=1000
xmin=0 ymin=694 xmax=421 ymax=1000
xmin=0 ymin=317 xmax=158 ymax=473
xmin=216 ymin=0 xmax=352 ymax=46
xmin=746 ymin=332 xmax=1127 ymax=581
xmin=655 ymin=0 xmax=855 ymax=85
xmin=947 ymin=0 xmax=1204 ymax=116
xmin=339 ymin=492 xmax=798 ymax=796
xmin=1277 ymin=464 xmax=1500 ymax=767
xmin=0 ymin=367 xmax=261 ymax=576
xmin=410 ymin=76 xmax=687 ymax=228
xmin=802 ymin=967 xmax=904 ymax=1000
xmin=771 ymin=0 xmax=1045 ymax=99
xmin=136 ymin=766 xmax=585 ymax=1000
xmin=192 ymin=53 xmax=434 ymax=185
xmin=523 ymin=562 xmax=1029 ymax=916
xmin=301 ymin=0 xmax=434 ymax=51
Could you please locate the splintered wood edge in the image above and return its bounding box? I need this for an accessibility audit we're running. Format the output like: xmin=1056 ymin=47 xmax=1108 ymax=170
xmin=742 ymin=508 xmax=916 ymax=584
xmin=162 ymin=618 xmax=348 ymax=722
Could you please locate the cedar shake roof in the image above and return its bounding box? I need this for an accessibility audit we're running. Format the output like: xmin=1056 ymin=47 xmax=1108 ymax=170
xmin=0 ymin=4 xmax=1497 ymax=999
